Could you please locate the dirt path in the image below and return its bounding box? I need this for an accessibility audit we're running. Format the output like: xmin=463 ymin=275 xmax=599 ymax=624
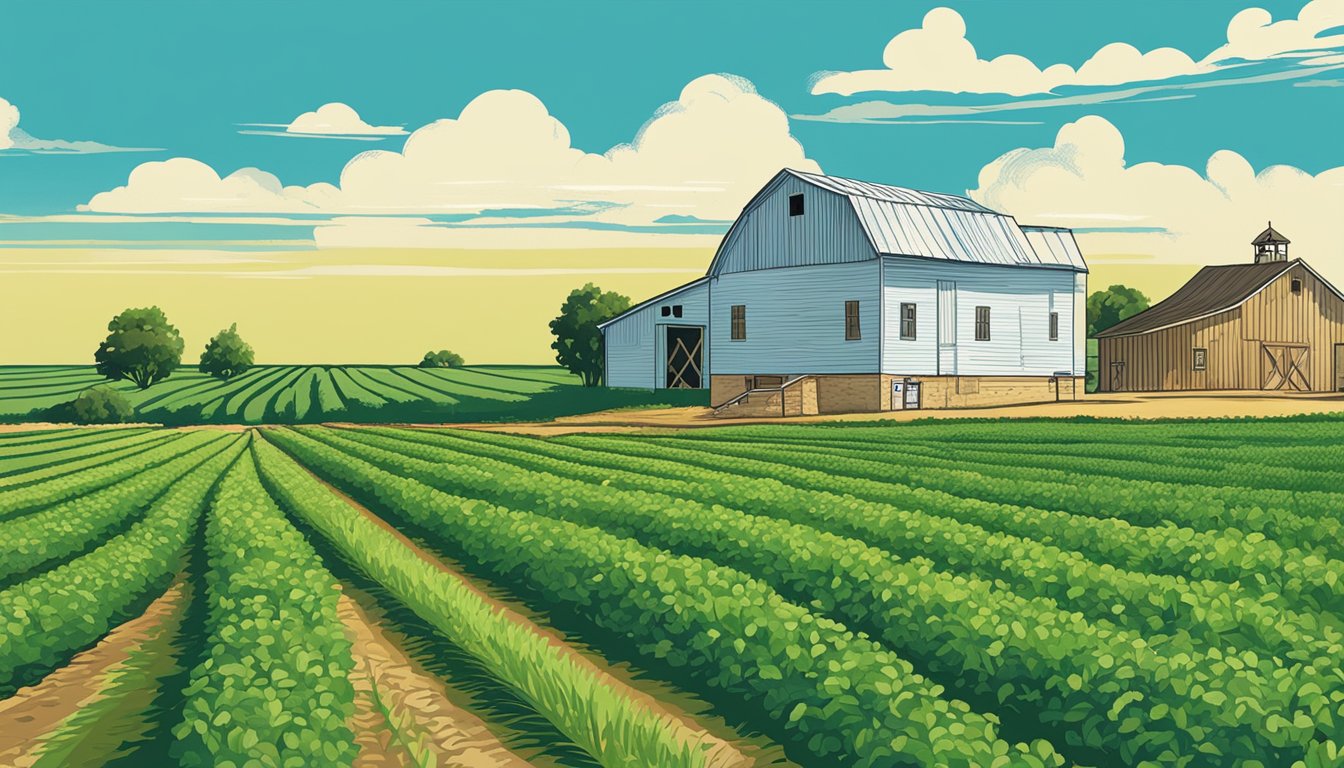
xmin=303 ymin=469 xmax=761 ymax=768
xmin=395 ymin=390 xmax=1344 ymax=435
xmin=0 ymin=579 xmax=187 ymax=766
xmin=338 ymin=592 xmax=531 ymax=768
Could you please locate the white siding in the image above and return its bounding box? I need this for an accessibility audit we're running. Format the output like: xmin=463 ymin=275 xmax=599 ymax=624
xmin=711 ymin=175 xmax=875 ymax=275
xmin=711 ymin=260 xmax=880 ymax=374
xmin=882 ymin=257 xmax=1081 ymax=376
xmin=603 ymin=280 xmax=709 ymax=388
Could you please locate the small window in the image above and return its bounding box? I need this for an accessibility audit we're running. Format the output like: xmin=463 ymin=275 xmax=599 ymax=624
xmin=660 ymin=306 xmax=671 ymax=317
xmin=900 ymin=303 xmax=917 ymax=340
xmin=672 ymin=305 xmax=683 ymax=318
xmin=788 ymin=194 xmax=804 ymax=217
xmin=1049 ymin=312 xmax=1059 ymax=341
xmin=1193 ymin=348 xmax=1207 ymax=371
xmin=845 ymin=300 xmax=861 ymax=340
xmin=975 ymin=306 xmax=991 ymax=341
xmin=1291 ymin=278 xmax=1302 ymax=294
xmin=731 ymin=304 xmax=746 ymax=340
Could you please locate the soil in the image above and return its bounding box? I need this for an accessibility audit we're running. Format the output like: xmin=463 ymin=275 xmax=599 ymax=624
xmin=0 ymin=580 xmax=188 ymax=766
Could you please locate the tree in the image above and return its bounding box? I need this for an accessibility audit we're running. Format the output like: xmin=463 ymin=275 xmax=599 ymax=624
xmin=94 ymin=306 xmax=185 ymax=389
xmin=199 ymin=323 xmax=255 ymax=380
xmin=1087 ymin=284 xmax=1150 ymax=337
xmin=65 ymin=386 xmax=135 ymax=424
xmin=549 ymin=283 xmax=630 ymax=387
xmin=419 ymin=349 xmax=465 ymax=368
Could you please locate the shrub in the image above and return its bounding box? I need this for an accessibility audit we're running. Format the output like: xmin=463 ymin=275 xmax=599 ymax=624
xmin=68 ymin=387 xmax=135 ymax=424
xmin=198 ymin=323 xmax=254 ymax=380
xmin=418 ymin=349 xmax=464 ymax=368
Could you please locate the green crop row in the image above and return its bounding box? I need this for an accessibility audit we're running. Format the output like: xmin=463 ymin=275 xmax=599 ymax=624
xmin=312 ymin=426 xmax=1340 ymax=767
xmin=251 ymin=437 xmax=740 ymax=768
xmin=369 ymin=427 xmax=1339 ymax=666
xmin=0 ymin=426 xmax=150 ymax=460
xmin=571 ymin=434 xmax=1344 ymax=615
xmin=0 ymin=436 xmax=243 ymax=697
xmin=267 ymin=427 xmax=1060 ymax=768
xmin=0 ymin=430 xmax=215 ymax=521
xmin=173 ymin=441 xmax=357 ymax=768
xmin=0 ymin=430 xmax=176 ymax=489
xmin=0 ymin=434 xmax=233 ymax=583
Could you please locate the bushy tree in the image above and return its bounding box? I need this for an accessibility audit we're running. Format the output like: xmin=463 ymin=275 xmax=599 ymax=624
xmin=419 ymin=349 xmax=464 ymax=368
xmin=94 ymin=306 xmax=185 ymax=389
xmin=549 ymin=283 xmax=630 ymax=387
xmin=1087 ymin=284 xmax=1150 ymax=337
xmin=199 ymin=323 xmax=255 ymax=380
xmin=67 ymin=387 xmax=135 ymax=424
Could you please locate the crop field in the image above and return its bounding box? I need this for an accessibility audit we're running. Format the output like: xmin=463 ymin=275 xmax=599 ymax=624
xmin=0 ymin=365 xmax=704 ymax=425
xmin=2 ymin=417 xmax=1343 ymax=767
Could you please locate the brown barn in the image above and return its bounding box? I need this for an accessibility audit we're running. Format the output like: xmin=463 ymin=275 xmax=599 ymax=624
xmin=1097 ymin=226 xmax=1344 ymax=393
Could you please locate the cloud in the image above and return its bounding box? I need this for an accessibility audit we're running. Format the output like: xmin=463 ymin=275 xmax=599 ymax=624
xmin=811 ymin=1 xmax=1344 ymax=98
xmin=969 ymin=115 xmax=1344 ymax=272
xmin=85 ymin=74 xmax=818 ymax=242
xmin=238 ymin=102 xmax=408 ymax=139
xmin=0 ymin=96 xmax=161 ymax=155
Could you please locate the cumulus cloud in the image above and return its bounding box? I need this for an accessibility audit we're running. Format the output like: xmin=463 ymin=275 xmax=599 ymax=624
xmin=85 ymin=74 xmax=818 ymax=239
xmin=0 ymin=96 xmax=159 ymax=154
xmin=239 ymin=102 xmax=407 ymax=139
xmin=812 ymin=1 xmax=1344 ymax=97
xmin=970 ymin=115 xmax=1344 ymax=272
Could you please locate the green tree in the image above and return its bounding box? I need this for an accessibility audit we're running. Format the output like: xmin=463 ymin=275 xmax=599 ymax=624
xmin=549 ymin=283 xmax=630 ymax=387
xmin=94 ymin=306 xmax=185 ymax=389
xmin=199 ymin=323 xmax=255 ymax=380
xmin=419 ymin=349 xmax=465 ymax=368
xmin=1087 ymin=284 xmax=1150 ymax=337
xmin=66 ymin=386 xmax=135 ymax=424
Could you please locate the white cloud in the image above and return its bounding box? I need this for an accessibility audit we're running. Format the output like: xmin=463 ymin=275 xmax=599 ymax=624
xmin=0 ymin=96 xmax=159 ymax=154
xmin=812 ymin=1 xmax=1344 ymax=97
xmin=970 ymin=115 xmax=1344 ymax=272
xmin=239 ymin=102 xmax=408 ymax=139
xmin=85 ymin=74 xmax=818 ymax=241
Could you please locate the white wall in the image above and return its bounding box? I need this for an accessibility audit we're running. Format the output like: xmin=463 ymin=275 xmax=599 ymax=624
xmin=882 ymin=256 xmax=1082 ymax=376
xmin=604 ymin=280 xmax=709 ymax=388
xmin=710 ymin=260 xmax=880 ymax=375
xmin=711 ymin=174 xmax=875 ymax=275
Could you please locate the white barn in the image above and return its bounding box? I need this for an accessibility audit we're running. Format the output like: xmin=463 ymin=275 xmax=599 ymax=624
xmin=600 ymin=169 xmax=1088 ymax=415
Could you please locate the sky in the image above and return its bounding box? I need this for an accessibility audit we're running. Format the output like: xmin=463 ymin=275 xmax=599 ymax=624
xmin=2 ymin=0 xmax=1342 ymax=363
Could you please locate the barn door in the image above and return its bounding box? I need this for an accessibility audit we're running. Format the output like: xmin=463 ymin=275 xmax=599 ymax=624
xmin=1262 ymin=344 xmax=1309 ymax=391
xmin=665 ymin=326 xmax=703 ymax=389
xmin=1109 ymin=361 xmax=1125 ymax=392
xmin=937 ymin=280 xmax=957 ymax=375
xmin=1335 ymin=344 xmax=1344 ymax=391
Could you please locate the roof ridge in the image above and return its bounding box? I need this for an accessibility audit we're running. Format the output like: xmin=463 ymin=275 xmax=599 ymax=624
xmin=785 ymin=168 xmax=993 ymax=213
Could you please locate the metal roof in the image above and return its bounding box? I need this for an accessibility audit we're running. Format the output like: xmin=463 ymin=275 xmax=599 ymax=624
xmin=1096 ymin=260 xmax=1296 ymax=338
xmin=1021 ymin=226 xmax=1090 ymax=271
xmin=1253 ymin=223 xmax=1290 ymax=245
xmin=787 ymin=169 xmax=993 ymax=213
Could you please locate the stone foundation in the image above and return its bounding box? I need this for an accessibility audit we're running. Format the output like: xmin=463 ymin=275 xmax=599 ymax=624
xmin=712 ymin=373 xmax=1082 ymax=417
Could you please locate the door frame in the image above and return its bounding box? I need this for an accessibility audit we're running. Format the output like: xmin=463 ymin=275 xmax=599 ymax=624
xmin=1335 ymin=343 xmax=1344 ymax=392
xmin=662 ymin=324 xmax=705 ymax=389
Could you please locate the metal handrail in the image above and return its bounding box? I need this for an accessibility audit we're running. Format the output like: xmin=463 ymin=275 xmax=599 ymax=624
xmin=712 ymin=375 xmax=811 ymax=415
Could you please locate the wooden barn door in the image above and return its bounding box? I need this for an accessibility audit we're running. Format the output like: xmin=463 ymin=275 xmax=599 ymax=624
xmin=1335 ymin=344 xmax=1344 ymax=391
xmin=1262 ymin=344 xmax=1310 ymax=391
xmin=665 ymin=326 xmax=703 ymax=389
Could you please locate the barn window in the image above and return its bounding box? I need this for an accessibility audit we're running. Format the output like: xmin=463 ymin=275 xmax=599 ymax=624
xmin=731 ymin=305 xmax=746 ymax=340
xmin=672 ymin=305 xmax=683 ymax=318
xmin=845 ymin=300 xmax=861 ymax=340
xmin=1291 ymin=278 xmax=1302 ymax=294
xmin=1193 ymin=348 xmax=1207 ymax=371
xmin=900 ymin=303 xmax=917 ymax=340
xmin=974 ymin=306 xmax=991 ymax=341
xmin=661 ymin=306 xmax=671 ymax=317
xmin=789 ymin=194 xmax=804 ymax=217
xmin=1049 ymin=312 xmax=1059 ymax=341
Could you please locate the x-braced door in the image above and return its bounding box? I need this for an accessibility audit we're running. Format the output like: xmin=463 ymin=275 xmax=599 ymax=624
xmin=665 ymin=326 xmax=703 ymax=389
xmin=1262 ymin=344 xmax=1310 ymax=391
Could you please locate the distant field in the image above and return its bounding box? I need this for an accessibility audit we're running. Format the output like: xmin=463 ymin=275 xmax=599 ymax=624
xmin=0 ymin=365 xmax=706 ymax=425
xmin=2 ymin=417 xmax=1343 ymax=766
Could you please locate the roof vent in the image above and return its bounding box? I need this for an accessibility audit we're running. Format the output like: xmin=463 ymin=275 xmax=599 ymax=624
xmin=1253 ymin=221 xmax=1289 ymax=264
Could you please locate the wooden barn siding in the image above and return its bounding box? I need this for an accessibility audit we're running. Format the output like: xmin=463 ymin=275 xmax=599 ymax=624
xmin=713 ymin=175 xmax=875 ymax=275
xmin=1097 ymin=264 xmax=1344 ymax=392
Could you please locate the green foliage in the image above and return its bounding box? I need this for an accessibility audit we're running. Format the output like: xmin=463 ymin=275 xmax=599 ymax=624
xmin=173 ymin=446 xmax=357 ymax=768
xmin=548 ymin=283 xmax=630 ymax=387
xmin=0 ymin=436 xmax=242 ymax=697
xmin=64 ymin=386 xmax=136 ymax=424
xmin=418 ymin=349 xmax=464 ymax=368
xmin=94 ymin=307 xmax=185 ymax=389
xmin=268 ymin=427 xmax=1062 ymax=768
xmin=198 ymin=323 xmax=255 ymax=381
xmin=1086 ymin=284 xmax=1149 ymax=337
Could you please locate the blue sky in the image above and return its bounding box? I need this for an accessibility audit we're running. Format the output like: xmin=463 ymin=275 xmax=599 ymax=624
xmin=0 ymin=0 xmax=1336 ymax=217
